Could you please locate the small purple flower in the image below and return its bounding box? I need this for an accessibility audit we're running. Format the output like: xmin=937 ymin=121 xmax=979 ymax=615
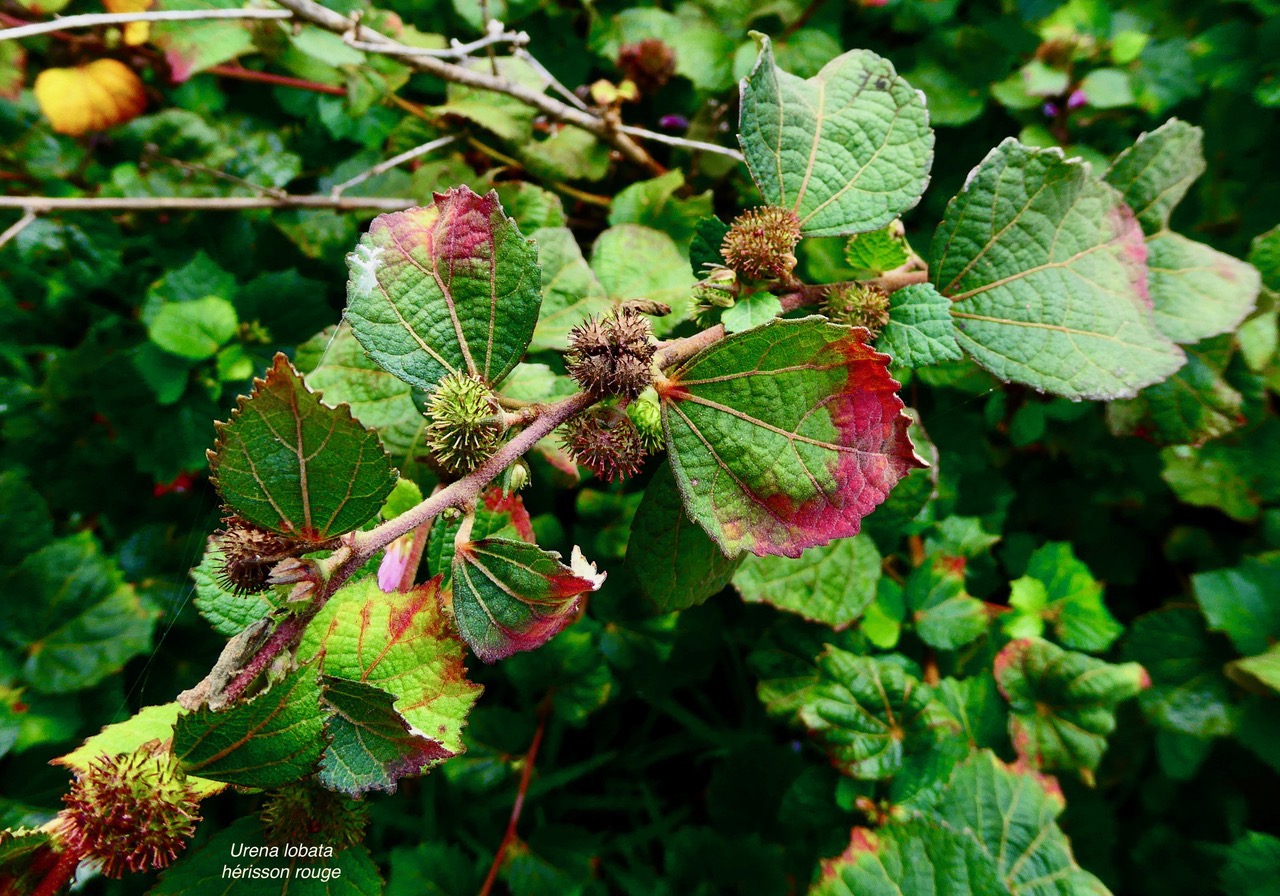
xmin=1042 ymin=101 xmax=1060 ymax=118
xmin=1067 ymin=88 xmax=1088 ymax=110
xmin=658 ymin=114 xmax=689 ymax=131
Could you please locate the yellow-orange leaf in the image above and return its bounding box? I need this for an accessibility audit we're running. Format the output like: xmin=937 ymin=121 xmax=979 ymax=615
xmin=103 ymin=0 xmax=153 ymax=46
xmin=34 ymin=59 xmax=146 ymax=136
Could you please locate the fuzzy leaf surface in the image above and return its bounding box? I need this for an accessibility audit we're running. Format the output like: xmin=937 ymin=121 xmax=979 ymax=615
xmin=1107 ymin=339 xmax=1245 ymax=446
xmin=734 ymin=535 xmax=881 ymax=628
xmin=876 ymin=283 xmax=963 ymax=367
xmin=345 ymin=186 xmax=541 ymax=390
xmin=1103 ymin=119 xmax=1204 ymax=234
xmin=659 ymin=317 xmax=922 ymax=558
xmin=931 ymin=140 xmax=1183 ymax=399
xmin=319 ymin=676 xmax=454 ymax=795
xmin=739 ymin=35 xmax=934 ymax=237
xmin=799 ymin=647 xmax=956 ymax=779
xmin=812 ymin=822 xmax=1011 ymax=896
xmin=626 ymin=461 xmax=743 ymax=613
xmin=299 ymin=577 xmax=481 ymax=755
xmin=174 ymin=664 xmax=327 ymax=788
xmin=208 ymin=353 xmax=396 ymax=542
xmin=995 ymin=638 xmax=1148 ymax=774
xmin=1145 ymin=233 xmax=1259 ymax=344
xmin=447 ymin=538 xmax=603 ymax=663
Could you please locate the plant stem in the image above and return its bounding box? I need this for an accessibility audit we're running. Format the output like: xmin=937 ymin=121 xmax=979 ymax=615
xmin=219 ymin=610 xmax=315 ymax=706
xmin=206 ymin=64 xmax=347 ymax=97
xmin=0 ymin=210 xmax=37 ymax=249
xmin=30 ymin=846 xmax=81 ymax=896
xmin=776 ymin=268 xmax=930 ymax=312
xmin=654 ymin=325 xmax=725 ymax=369
xmin=478 ymin=697 xmax=552 ymax=896
xmin=0 ymin=7 xmax=291 ymax=40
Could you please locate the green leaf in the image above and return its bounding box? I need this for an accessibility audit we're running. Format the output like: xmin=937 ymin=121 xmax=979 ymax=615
xmin=426 ymin=489 xmax=533 ymax=587
xmin=299 ymin=324 xmax=430 ymax=467
xmin=812 ymin=821 xmax=1012 ymax=896
xmin=1103 ymin=119 xmax=1204 ymax=235
xmin=150 ymin=817 xmax=384 ymax=895
xmin=299 ymin=578 xmax=481 ymax=756
xmin=209 ymin=353 xmax=397 ymax=542
xmin=1221 ymin=832 xmax=1280 ymax=896
xmin=799 ymin=648 xmax=957 ymax=779
xmin=148 ymin=295 xmax=238 ymax=360
xmin=0 ymin=533 xmax=157 ymax=694
xmin=932 ymin=139 xmax=1184 ymax=399
xmin=447 ymin=538 xmax=605 ymax=663
xmin=1160 ymin=418 xmax=1280 ymax=522
xmin=438 ymin=57 xmax=543 ymax=144
xmin=721 ymin=293 xmax=783 ymax=333
xmin=905 ymin=558 xmax=988 ymax=650
xmin=608 ymin=170 xmax=714 ymax=251
xmin=346 ymin=186 xmax=541 ymax=390
xmin=734 ymin=535 xmax=881 ymax=628
xmin=844 ymin=226 xmax=910 ymax=275
xmin=689 ymin=216 xmax=730 ymax=274
xmin=1107 ymin=338 xmax=1246 ymax=446
xmin=1249 ymin=223 xmax=1280 ymax=292
xmin=1079 ymin=68 xmax=1135 ymax=109
xmin=1228 ymin=644 xmax=1280 ymax=694
xmin=590 ymin=224 xmax=696 ymax=337
xmin=319 ymin=676 xmax=454 ymax=795
xmin=875 ymin=283 xmax=963 ymax=368
xmin=626 ymin=461 xmax=743 ymax=613
xmin=1145 ymin=232 xmax=1260 ymax=345
xmin=1192 ymin=552 xmax=1280 ymax=655
xmin=529 ymin=227 xmax=612 ymax=352
xmin=1004 ymin=542 xmax=1122 ymax=652
xmin=191 ymin=544 xmax=281 ymax=637
xmin=659 ymin=317 xmax=923 ymax=558
xmin=151 ymin=0 xmax=256 ymax=81
xmin=174 ymin=664 xmax=327 ymax=788
xmin=739 ymin=34 xmax=934 ymax=237
xmin=1123 ymin=607 xmax=1234 ymax=738
xmin=935 ymin=750 xmax=1112 ymax=896
xmin=995 ymin=638 xmax=1148 ymax=775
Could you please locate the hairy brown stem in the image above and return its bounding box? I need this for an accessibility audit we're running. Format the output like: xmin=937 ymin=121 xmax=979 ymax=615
xmin=478 ymin=697 xmax=552 ymax=896
xmin=270 ymin=0 xmax=664 ymax=175
xmin=30 ymin=845 xmax=81 ymax=896
xmin=777 ymin=268 xmax=931 ymax=312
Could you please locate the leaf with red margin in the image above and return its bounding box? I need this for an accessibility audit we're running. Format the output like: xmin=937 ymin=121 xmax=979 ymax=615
xmin=657 ymin=317 xmax=923 ymax=558
xmin=208 ymin=353 xmax=397 ymax=542
xmin=995 ymin=638 xmax=1149 ymax=777
xmin=298 ymin=577 xmax=481 ymax=756
xmin=318 ymin=676 xmax=454 ymax=796
xmin=427 ymin=487 xmax=535 ymax=586
xmin=346 ymin=185 xmax=541 ymax=391
xmin=812 ymin=821 xmax=1011 ymax=896
xmin=150 ymin=0 xmax=256 ymax=82
xmin=446 ymin=538 xmax=605 ymax=663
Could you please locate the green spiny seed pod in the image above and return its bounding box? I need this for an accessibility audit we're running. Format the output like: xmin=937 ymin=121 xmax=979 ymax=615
xmin=562 ymin=405 xmax=647 ymax=481
xmin=565 ymin=308 xmax=655 ymax=400
xmin=825 ymin=283 xmax=892 ymax=337
xmin=215 ymin=516 xmax=301 ymax=595
xmin=426 ymin=372 xmax=504 ymax=475
xmin=54 ymin=749 xmax=201 ymax=878
xmin=260 ymin=781 xmax=369 ymax=849
xmin=626 ymin=388 xmax=664 ymax=453
xmin=721 ymin=206 xmax=802 ymax=282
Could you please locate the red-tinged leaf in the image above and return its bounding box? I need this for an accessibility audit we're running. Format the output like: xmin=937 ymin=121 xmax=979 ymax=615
xmin=346 ymin=186 xmax=541 ymax=391
xmin=299 ymin=577 xmax=481 ymax=756
xmin=446 ymin=539 xmax=605 ymax=663
xmin=318 ymin=676 xmax=454 ymax=796
xmin=427 ymin=487 xmax=535 ymax=585
xmin=208 ymin=353 xmax=397 ymax=543
xmin=657 ymin=317 xmax=923 ymax=558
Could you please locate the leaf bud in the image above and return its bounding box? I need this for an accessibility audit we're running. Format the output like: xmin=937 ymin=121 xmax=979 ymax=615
xmin=425 ymin=372 xmax=504 ymax=475
xmin=721 ymin=206 xmax=802 ymax=282
xmin=54 ymin=747 xmax=201 ymax=878
xmin=565 ymin=309 xmax=656 ymax=401
xmin=562 ymin=405 xmax=648 ymax=481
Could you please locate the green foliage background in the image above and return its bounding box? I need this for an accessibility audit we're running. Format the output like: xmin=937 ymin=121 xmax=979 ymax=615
xmin=3 ymin=0 xmax=1280 ymax=893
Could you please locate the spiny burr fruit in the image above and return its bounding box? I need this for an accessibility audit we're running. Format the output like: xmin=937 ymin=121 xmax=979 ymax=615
xmin=721 ymin=206 xmax=803 ymax=282
xmin=562 ymin=405 xmax=648 ymax=481
xmin=565 ymin=309 xmax=655 ymax=401
xmin=425 ymin=372 xmax=504 ymax=475
xmin=825 ymin=283 xmax=892 ymax=337
xmin=214 ymin=516 xmax=302 ymax=595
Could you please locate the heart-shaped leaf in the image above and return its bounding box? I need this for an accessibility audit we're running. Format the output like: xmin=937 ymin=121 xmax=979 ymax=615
xmin=299 ymin=577 xmax=481 ymax=756
xmin=208 ymin=353 xmax=397 ymax=542
xmin=739 ymin=33 xmax=934 ymax=237
xmin=799 ymin=647 xmax=957 ymax=779
xmin=446 ymin=538 xmax=605 ymax=663
xmin=931 ymin=139 xmax=1184 ymax=399
xmin=346 ymin=186 xmax=541 ymax=390
xmin=318 ymin=676 xmax=454 ymax=796
xmin=995 ymin=638 xmax=1149 ymax=776
xmin=657 ymin=317 xmax=923 ymax=558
